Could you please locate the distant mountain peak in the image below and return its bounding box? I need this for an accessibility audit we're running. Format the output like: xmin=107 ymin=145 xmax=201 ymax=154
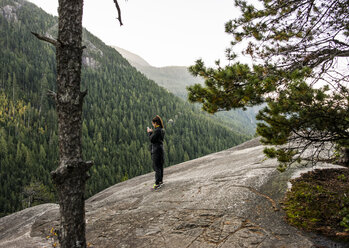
xmin=112 ymin=45 xmax=202 ymax=100
xmin=112 ymin=46 xmax=151 ymax=68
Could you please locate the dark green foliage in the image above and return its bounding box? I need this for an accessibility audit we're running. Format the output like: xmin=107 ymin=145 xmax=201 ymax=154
xmin=188 ymin=0 xmax=349 ymax=167
xmin=188 ymin=61 xmax=276 ymax=113
xmin=257 ymin=81 xmax=349 ymax=167
xmin=340 ymin=196 xmax=349 ymax=232
xmin=0 ymin=0 xmax=249 ymax=216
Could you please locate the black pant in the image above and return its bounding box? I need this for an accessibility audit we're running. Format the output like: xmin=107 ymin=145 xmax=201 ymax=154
xmin=152 ymin=152 xmax=164 ymax=184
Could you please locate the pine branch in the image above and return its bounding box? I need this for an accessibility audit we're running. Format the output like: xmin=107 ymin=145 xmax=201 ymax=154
xmin=31 ymin=32 xmax=59 ymax=46
xmin=332 ymin=39 xmax=349 ymax=47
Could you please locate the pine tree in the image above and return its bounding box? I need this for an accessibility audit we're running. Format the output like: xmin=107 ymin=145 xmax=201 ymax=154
xmin=187 ymin=0 xmax=349 ymax=169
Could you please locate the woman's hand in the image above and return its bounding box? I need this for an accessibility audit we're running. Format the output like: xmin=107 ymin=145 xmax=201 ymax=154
xmin=147 ymin=127 xmax=153 ymax=133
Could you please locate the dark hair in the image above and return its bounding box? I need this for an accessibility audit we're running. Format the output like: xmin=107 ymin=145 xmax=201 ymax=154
xmin=152 ymin=115 xmax=164 ymax=128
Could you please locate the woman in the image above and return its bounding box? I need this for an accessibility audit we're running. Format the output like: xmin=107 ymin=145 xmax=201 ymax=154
xmin=147 ymin=115 xmax=165 ymax=190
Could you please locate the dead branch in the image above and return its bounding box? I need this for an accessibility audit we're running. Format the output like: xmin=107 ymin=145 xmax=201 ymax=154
xmin=31 ymin=32 xmax=59 ymax=46
xmin=113 ymin=0 xmax=123 ymax=26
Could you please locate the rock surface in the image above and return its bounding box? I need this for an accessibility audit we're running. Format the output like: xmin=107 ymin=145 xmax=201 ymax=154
xmin=0 ymin=139 xmax=346 ymax=247
xmin=0 ymin=2 xmax=22 ymax=22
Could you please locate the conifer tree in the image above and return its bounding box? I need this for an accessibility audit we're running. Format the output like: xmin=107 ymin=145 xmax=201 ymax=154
xmin=188 ymin=0 xmax=349 ymax=170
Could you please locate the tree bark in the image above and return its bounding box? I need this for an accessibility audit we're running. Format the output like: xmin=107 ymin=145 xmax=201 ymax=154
xmin=50 ymin=0 xmax=92 ymax=247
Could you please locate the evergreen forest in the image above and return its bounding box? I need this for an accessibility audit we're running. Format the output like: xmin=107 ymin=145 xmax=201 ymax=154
xmin=0 ymin=0 xmax=251 ymax=217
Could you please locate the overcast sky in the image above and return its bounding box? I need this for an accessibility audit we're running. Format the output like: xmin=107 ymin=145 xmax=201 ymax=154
xmin=28 ymin=0 xmax=239 ymax=67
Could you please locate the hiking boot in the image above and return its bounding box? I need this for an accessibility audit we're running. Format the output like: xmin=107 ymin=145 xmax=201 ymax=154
xmin=152 ymin=183 xmax=161 ymax=190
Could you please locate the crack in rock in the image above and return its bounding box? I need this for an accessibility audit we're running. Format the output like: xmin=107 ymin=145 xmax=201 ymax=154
xmin=230 ymin=185 xmax=279 ymax=211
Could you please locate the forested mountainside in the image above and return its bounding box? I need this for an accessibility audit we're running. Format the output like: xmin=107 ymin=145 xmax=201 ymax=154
xmin=0 ymin=0 xmax=250 ymax=217
xmin=113 ymin=46 xmax=261 ymax=135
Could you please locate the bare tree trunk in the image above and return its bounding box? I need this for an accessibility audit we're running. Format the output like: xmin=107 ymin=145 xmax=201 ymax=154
xmin=32 ymin=1 xmax=124 ymax=246
xmin=50 ymin=0 xmax=92 ymax=247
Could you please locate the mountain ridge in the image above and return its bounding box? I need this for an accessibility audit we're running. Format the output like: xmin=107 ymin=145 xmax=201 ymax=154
xmin=113 ymin=45 xmax=203 ymax=99
xmin=112 ymin=45 xmax=151 ymax=68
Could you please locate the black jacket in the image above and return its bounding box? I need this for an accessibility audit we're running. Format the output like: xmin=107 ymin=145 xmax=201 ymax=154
xmin=148 ymin=127 xmax=165 ymax=154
